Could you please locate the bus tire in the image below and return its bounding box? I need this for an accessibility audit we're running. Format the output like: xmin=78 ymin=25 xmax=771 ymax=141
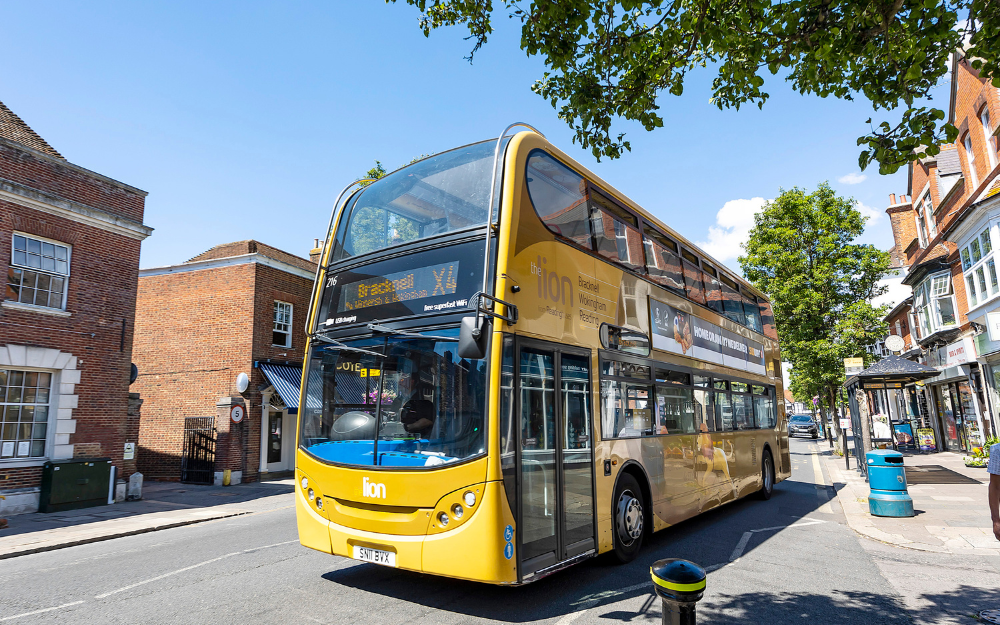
xmin=757 ymin=450 xmax=775 ymax=500
xmin=612 ymin=472 xmax=645 ymax=563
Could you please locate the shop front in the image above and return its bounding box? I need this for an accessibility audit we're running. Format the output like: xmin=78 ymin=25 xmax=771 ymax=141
xmin=924 ymin=337 xmax=987 ymax=452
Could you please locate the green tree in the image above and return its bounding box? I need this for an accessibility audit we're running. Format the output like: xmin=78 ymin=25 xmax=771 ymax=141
xmin=388 ymin=0 xmax=976 ymax=172
xmin=740 ymin=183 xmax=890 ymax=440
xmin=358 ymin=161 xmax=387 ymax=187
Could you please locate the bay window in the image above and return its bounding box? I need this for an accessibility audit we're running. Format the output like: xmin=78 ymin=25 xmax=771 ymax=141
xmin=963 ymin=225 xmax=999 ymax=309
xmin=913 ymin=271 xmax=958 ymax=337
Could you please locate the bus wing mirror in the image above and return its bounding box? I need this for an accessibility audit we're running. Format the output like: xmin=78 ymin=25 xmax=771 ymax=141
xmin=458 ymin=316 xmax=491 ymax=360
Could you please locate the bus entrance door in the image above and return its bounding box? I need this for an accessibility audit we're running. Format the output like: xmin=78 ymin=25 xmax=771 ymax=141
xmin=517 ymin=342 xmax=595 ymax=578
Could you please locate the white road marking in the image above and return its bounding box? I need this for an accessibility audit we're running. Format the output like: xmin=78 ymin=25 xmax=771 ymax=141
xmin=558 ymin=582 xmax=650 ymax=625
xmin=94 ymin=540 xmax=297 ymax=599
xmin=730 ymin=532 xmax=753 ymax=561
xmin=0 ymin=601 xmax=85 ymax=621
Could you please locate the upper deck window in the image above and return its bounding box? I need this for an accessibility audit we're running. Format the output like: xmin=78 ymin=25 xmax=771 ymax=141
xmin=590 ymin=191 xmax=644 ymax=273
xmin=525 ymin=151 xmax=592 ymax=248
xmin=330 ymin=140 xmax=498 ymax=262
xmin=719 ymin=274 xmax=746 ymax=326
xmin=643 ymin=227 xmax=684 ymax=292
xmin=680 ymin=249 xmax=707 ymax=306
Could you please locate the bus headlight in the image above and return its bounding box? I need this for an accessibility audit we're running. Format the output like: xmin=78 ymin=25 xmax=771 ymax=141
xmin=315 ymin=497 xmax=324 ymax=510
xmin=307 ymin=488 xmax=315 ymax=500
xmin=438 ymin=512 xmax=450 ymax=526
xmin=451 ymin=504 xmax=464 ymax=519
xmin=463 ymin=491 xmax=476 ymax=507
xmin=301 ymin=477 xmax=308 ymax=491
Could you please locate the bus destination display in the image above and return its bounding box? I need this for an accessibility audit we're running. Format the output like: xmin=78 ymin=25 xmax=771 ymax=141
xmin=337 ymin=262 xmax=459 ymax=313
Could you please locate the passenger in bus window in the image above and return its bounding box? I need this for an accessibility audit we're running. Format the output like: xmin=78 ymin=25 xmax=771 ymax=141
xmin=397 ymin=371 xmax=436 ymax=436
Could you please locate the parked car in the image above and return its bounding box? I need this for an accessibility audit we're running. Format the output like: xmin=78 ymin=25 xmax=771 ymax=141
xmin=788 ymin=414 xmax=819 ymax=438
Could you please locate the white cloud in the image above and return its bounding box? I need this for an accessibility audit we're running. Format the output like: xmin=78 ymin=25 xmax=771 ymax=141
xmin=696 ymin=197 xmax=768 ymax=265
xmin=856 ymin=201 xmax=882 ymax=224
xmin=838 ymin=172 xmax=867 ymax=185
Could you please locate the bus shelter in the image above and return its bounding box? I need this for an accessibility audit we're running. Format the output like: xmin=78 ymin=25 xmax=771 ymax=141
xmin=844 ymin=355 xmax=939 ymax=476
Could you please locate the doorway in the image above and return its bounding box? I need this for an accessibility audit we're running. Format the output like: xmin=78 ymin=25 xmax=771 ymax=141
xmin=515 ymin=339 xmax=596 ymax=577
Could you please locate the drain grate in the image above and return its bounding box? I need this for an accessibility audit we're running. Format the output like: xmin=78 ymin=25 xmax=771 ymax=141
xmin=979 ymin=609 xmax=1000 ymax=624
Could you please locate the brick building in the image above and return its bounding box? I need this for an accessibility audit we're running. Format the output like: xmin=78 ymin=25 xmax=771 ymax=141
xmin=132 ymin=240 xmax=317 ymax=484
xmin=879 ymin=47 xmax=1000 ymax=452
xmin=0 ymin=101 xmax=151 ymax=514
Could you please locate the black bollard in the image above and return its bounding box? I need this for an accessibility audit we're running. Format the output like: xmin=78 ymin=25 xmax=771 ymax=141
xmin=650 ymin=558 xmax=707 ymax=625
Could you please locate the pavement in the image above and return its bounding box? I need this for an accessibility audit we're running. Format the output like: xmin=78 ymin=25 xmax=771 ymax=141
xmin=818 ymin=439 xmax=1000 ymax=555
xmin=0 ymin=478 xmax=294 ymax=559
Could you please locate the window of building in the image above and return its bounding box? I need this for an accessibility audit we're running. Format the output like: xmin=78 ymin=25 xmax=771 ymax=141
xmin=915 ymin=196 xmax=935 ymax=248
xmin=590 ymin=191 xmax=644 ymax=273
xmin=962 ymin=226 xmax=999 ymax=309
xmin=983 ymin=108 xmax=998 ymax=169
xmin=965 ymin=134 xmax=979 ymax=188
xmin=643 ymin=227 xmax=685 ymax=292
xmin=913 ymin=271 xmax=958 ymax=336
xmin=7 ymin=234 xmax=70 ymax=310
xmin=0 ymin=369 xmax=51 ymax=459
xmin=273 ymin=301 xmax=292 ymax=347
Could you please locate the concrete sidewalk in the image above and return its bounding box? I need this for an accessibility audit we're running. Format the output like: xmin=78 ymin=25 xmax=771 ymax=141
xmin=0 ymin=479 xmax=294 ymax=559
xmin=819 ymin=444 xmax=999 ymax=555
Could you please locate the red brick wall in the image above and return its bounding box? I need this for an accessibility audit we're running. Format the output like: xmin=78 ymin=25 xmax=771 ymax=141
xmin=0 ymin=142 xmax=146 ymax=494
xmin=132 ymin=256 xmax=314 ymax=482
xmin=0 ymin=140 xmax=145 ymax=222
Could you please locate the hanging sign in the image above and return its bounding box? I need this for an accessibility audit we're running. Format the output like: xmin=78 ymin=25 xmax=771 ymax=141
xmin=945 ymin=337 xmax=975 ymax=367
xmin=844 ymin=358 xmax=864 ymax=376
xmin=230 ymin=404 xmax=245 ymax=423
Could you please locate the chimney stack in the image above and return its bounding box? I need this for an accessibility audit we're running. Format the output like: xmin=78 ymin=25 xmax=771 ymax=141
xmin=889 ymin=193 xmax=897 ymax=205
xmin=309 ymin=239 xmax=324 ymax=265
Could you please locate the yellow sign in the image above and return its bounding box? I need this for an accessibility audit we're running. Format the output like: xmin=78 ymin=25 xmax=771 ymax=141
xmin=844 ymin=358 xmax=864 ymax=368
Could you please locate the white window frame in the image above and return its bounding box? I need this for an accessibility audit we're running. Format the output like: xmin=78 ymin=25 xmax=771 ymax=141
xmin=273 ymin=301 xmax=293 ymax=348
xmin=7 ymin=232 xmax=71 ymax=311
xmin=965 ymin=134 xmax=980 ymax=188
xmin=963 ymin=224 xmax=999 ymax=309
xmin=0 ymin=368 xmax=54 ymax=461
xmin=913 ymin=271 xmax=958 ymax=337
xmin=982 ymin=108 xmax=999 ymax=169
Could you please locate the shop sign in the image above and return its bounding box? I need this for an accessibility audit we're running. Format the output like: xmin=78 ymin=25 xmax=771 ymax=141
xmin=944 ymin=337 xmax=975 ymax=368
xmin=916 ymin=428 xmax=936 ymax=451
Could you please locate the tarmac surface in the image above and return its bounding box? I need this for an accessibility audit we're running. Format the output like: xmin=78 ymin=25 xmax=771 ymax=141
xmin=0 ymin=438 xmax=998 ymax=624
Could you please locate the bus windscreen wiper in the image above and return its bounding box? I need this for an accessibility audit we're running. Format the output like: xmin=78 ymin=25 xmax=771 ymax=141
xmin=310 ymin=331 xmax=386 ymax=358
xmin=366 ymin=323 xmax=458 ymax=342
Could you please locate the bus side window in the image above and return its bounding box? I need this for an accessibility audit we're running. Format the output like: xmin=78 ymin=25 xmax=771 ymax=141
xmin=525 ymin=150 xmax=593 ymax=249
xmin=643 ymin=228 xmax=685 ymax=293
xmin=759 ymin=299 xmax=778 ymax=340
xmin=590 ymin=191 xmax=645 ymax=274
xmin=680 ymin=249 xmax=707 ymax=306
xmin=702 ymin=264 xmax=725 ymax=315
xmin=743 ymin=292 xmax=763 ymax=333
xmin=719 ymin=274 xmax=747 ymax=326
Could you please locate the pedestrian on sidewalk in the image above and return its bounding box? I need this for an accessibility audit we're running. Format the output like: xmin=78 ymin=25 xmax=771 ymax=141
xmin=988 ymin=442 xmax=1000 ymax=540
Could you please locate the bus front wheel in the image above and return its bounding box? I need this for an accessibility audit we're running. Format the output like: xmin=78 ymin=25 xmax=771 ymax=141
xmin=612 ymin=472 xmax=645 ymax=563
xmin=757 ymin=450 xmax=775 ymax=500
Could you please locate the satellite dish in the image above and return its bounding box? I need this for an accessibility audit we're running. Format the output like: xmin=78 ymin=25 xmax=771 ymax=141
xmin=129 ymin=363 xmax=138 ymax=385
xmin=236 ymin=372 xmax=249 ymax=393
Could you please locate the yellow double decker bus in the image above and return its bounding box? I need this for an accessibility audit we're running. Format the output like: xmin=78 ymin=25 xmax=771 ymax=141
xmin=296 ymin=125 xmax=790 ymax=584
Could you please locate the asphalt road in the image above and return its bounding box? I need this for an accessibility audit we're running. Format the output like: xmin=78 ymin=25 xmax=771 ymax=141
xmin=0 ymin=438 xmax=988 ymax=624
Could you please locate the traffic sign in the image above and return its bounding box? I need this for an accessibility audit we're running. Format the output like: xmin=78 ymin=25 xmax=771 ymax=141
xmin=231 ymin=404 xmax=245 ymax=423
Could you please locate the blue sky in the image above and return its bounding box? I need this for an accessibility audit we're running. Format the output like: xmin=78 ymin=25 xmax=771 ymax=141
xmin=3 ymin=2 xmax=925 ymax=274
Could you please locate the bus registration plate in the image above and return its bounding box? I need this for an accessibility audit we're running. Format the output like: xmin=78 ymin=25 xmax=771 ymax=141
xmin=353 ymin=545 xmax=396 ymax=567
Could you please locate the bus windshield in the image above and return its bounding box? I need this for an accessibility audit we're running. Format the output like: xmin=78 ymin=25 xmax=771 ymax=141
xmin=299 ymin=329 xmax=487 ymax=468
xmin=329 ymin=139 xmax=501 ymax=262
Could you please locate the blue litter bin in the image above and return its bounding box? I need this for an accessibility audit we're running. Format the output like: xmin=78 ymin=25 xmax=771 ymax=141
xmin=866 ymin=450 xmax=914 ymax=517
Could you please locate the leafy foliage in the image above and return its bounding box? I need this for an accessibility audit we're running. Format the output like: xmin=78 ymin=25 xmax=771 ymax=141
xmin=740 ymin=183 xmax=891 ymax=426
xmin=388 ymin=0 xmax=973 ymax=171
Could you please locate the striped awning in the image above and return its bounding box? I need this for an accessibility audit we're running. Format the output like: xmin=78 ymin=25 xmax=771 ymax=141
xmin=258 ymin=363 xmax=306 ymax=412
